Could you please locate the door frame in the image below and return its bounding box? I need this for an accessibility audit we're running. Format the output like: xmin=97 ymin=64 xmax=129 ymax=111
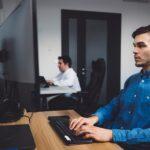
xmin=61 ymin=10 xmax=121 ymax=102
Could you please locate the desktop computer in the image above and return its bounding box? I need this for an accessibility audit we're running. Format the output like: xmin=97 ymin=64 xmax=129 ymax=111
xmin=0 ymin=0 xmax=39 ymax=149
xmin=0 ymin=0 xmax=40 ymax=121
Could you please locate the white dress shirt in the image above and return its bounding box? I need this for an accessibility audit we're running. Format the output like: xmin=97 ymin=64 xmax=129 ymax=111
xmin=52 ymin=68 xmax=81 ymax=92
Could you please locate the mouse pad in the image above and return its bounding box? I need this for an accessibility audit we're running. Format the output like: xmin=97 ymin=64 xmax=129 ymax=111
xmin=0 ymin=125 xmax=35 ymax=150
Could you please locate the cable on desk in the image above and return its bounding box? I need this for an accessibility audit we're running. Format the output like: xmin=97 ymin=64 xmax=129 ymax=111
xmin=23 ymin=112 xmax=34 ymax=124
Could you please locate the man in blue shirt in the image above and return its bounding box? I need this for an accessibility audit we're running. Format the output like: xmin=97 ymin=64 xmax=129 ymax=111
xmin=70 ymin=25 xmax=150 ymax=149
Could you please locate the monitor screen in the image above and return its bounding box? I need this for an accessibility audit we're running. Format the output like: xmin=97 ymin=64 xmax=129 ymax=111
xmin=0 ymin=0 xmax=40 ymax=111
xmin=0 ymin=0 xmax=38 ymax=83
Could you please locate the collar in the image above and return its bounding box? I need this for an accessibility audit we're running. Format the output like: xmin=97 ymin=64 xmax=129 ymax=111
xmin=140 ymin=69 xmax=150 ymax=78
xmin=62 ymin=68 xmax=72 ymax=73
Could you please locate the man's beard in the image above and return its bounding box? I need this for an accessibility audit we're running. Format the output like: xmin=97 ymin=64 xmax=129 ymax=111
xmin=135 ymin=61 xmax=150 ymax=69
xmin=135 ymin=63 xmax=143 ymax=67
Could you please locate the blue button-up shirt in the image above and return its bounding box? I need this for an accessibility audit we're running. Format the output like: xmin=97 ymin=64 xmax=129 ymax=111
xmin=94 ymin=70 xmax=150 ymax=144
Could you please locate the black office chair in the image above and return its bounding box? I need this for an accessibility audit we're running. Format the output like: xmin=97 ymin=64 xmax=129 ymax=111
xmin=75 ymin=58 xmax=106 ymax=116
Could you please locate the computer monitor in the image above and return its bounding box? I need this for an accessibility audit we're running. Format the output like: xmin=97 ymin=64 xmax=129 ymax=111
xmin=0 ymin=0 xmax=40 ymax=112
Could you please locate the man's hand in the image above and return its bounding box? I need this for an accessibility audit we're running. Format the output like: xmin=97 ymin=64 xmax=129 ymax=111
xmin=76 ymin=125 xmax=113 ymax=142
xmin=69 ymin=116 xmax=98 ymax=131
xmin=46 ymin=80 xmax=53 ymax=85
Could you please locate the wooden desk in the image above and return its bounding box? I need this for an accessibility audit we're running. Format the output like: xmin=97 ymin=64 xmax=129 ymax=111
xmin=0 ymin=110 xmax=123 ymax=150
xmin=31 ymin=110 xmax=123 ymax=150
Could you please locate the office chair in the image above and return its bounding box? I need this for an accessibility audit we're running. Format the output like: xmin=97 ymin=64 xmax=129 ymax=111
xmin=75 ymin=58 xmax=106 ymax=116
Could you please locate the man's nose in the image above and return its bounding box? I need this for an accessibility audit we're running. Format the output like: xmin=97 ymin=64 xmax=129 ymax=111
xmin=133 ymin=47 xmax=139 ymax=54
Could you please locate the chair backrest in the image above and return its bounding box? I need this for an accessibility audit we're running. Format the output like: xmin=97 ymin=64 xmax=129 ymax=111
xmin=83 ymin=58 xmax=106 ymax=109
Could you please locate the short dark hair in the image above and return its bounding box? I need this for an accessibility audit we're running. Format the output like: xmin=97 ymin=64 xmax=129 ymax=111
xmin=58 ymin=55 xmax=72 ymax=67
xmin=132 ymin=25 xmax=150 ymax=38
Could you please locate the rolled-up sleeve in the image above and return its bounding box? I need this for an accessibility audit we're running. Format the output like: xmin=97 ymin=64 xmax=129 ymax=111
xmin=112 ymin=128 xmax=150 ymax=144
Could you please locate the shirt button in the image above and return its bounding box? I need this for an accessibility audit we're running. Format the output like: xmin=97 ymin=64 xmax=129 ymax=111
xmin=141 ymin=80 xmax=144 ymax=83
xmin=128 ymin=111 xmax=132 ymax=114
xmin=146 ymin=96 xmax=150 ymax=99
xmin=134 ymin=94 xmax=137 ymax=98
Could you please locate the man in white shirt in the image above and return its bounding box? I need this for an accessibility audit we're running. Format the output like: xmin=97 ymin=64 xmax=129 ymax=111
xmin=48 ymin=56 xmax=81 ymax=110
xmin=47 ymin=56 xmax=81 ymax=91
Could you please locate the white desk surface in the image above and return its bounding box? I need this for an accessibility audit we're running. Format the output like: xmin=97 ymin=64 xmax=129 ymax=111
xmin=40 ymin=86 xmax=77 ymax=95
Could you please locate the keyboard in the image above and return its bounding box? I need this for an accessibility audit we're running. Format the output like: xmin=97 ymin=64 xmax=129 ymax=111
xmin=48 ymin=116 xmax=93 ymax=145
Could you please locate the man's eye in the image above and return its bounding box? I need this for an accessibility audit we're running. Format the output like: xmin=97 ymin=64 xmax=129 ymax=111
xmin=138 ymin=44 xmax=147 ymax=48
xmin=133 ymin=42 xmax=147 ymax=48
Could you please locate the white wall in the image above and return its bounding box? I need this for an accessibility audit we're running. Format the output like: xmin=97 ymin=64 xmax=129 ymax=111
xmin=36 ymin=0 xmax=150 ymax=88
xmin=1 ymin=0 xmax=150 ymax=88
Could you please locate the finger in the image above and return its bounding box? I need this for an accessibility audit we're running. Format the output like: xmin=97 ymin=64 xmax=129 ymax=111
xmin=73 ymin=118 xmax=85 ymax=130
xmin=69 ymin=118 xmax=76 ymax=129
xmin=83 ymin=133 xmax=95 ymax=139
xmin=75 ymin=130 xmax=84 ymax=136
xmin=75 ymin=125 xmax=91 ymax=135
xmin=74 ymin=119 xmax=86 ymax=131
xmin=69 ymin=119 xmax=77 ymax=129
xmin=69 ymin=118 xmax=82 ymax=130
xmin=75 ymin=128 xmax=88 ymax=136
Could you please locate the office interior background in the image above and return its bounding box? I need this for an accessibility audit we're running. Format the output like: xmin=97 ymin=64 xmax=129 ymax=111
xmin=0 ymin=0 xmax=150 ymax=93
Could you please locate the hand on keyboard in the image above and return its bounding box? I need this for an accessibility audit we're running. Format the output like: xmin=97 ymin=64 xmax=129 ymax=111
xmin=73 ymin=124 xmax=113 ymax=142
xmin=69 ymin=116 xmax=98 ymax=131
xmin=48 ymin=115 xmax=93 ymax=145
xmin=69 ymin=116 xmax=113 ymax=142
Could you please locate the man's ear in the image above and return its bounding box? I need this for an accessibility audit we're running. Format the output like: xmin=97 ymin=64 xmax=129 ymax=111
xmin=65 ymin=62 xmax=69 ymax=67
